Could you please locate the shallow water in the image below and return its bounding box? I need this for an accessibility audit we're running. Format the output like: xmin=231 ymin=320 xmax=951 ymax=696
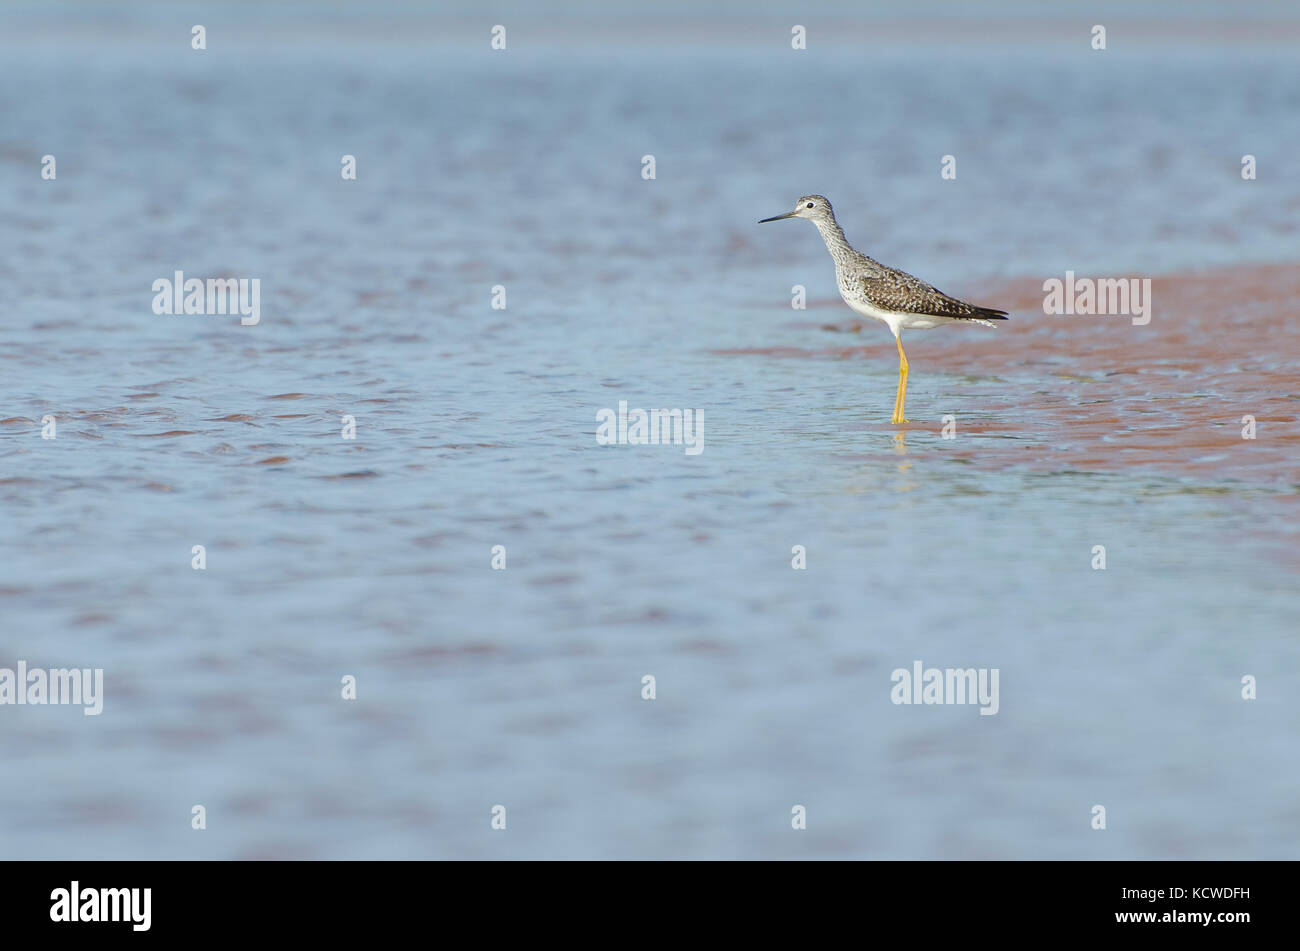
xmin=1 ymin=4 xmax=1298 ymax=859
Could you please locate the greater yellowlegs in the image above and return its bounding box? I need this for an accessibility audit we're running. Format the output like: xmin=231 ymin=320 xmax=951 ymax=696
xmin=760 ymin=195 xmax=1009 ymax=424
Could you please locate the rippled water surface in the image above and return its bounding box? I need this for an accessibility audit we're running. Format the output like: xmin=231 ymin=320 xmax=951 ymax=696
xmin=1 ymin=3 xmax=1298 ymax=859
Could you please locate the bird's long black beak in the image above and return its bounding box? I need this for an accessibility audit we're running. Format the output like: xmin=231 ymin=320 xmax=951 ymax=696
xmin=758 ymin=211 xmax=797 ymax=223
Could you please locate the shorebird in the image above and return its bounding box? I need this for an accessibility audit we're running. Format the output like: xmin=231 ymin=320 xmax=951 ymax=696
xmin=760 ymin=195 xmax=1009 ymax=424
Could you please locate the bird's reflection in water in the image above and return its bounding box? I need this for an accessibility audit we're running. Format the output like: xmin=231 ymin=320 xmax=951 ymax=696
xmin=892 ymin=431 xmax=917 ymax=491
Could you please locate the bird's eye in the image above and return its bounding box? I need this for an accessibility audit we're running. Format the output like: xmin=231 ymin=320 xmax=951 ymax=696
xmin=806 ymin=202 xmax=814 ymax=208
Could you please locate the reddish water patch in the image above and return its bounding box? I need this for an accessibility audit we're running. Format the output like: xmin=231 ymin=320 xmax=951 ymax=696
xmin=383 ymin=643 xmax=502 ymax=664
xmin=730 ymin=263 xmax=1300 ymax=486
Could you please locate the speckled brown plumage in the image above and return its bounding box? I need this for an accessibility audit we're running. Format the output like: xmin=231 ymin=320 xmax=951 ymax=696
xmin=794 ymin=195 xmax=1009 ymax=326
xmin=854 ymin=268 xmax=1009 ymax=323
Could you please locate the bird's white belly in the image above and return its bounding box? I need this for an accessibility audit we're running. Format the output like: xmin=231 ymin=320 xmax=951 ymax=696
xmin=843 ymin=297 xmax=953 ymax=335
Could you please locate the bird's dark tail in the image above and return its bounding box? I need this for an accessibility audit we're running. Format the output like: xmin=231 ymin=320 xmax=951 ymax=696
xmin=957 ymin=306 xmax=1009 ymax=321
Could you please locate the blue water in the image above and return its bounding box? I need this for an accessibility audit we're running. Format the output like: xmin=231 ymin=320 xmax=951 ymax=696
xmin=1 ymin=3 xmax=1297 ymax=859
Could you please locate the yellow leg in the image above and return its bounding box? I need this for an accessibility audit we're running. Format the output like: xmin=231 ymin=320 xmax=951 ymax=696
xmin=891 ymin=335 xmax=909 ymax=424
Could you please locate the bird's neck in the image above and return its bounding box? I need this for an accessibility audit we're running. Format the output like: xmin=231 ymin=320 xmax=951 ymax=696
xmin=813 ymin=217 xmax=855 ymax=265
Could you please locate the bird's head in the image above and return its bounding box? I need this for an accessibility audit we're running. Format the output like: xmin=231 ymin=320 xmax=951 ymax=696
xmin=759 ymin=195 xmax=834 ymax=225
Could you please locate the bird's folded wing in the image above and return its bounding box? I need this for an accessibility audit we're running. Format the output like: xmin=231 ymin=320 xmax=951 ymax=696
xmin=860 ymin=270 xmax=1009 ymax=320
